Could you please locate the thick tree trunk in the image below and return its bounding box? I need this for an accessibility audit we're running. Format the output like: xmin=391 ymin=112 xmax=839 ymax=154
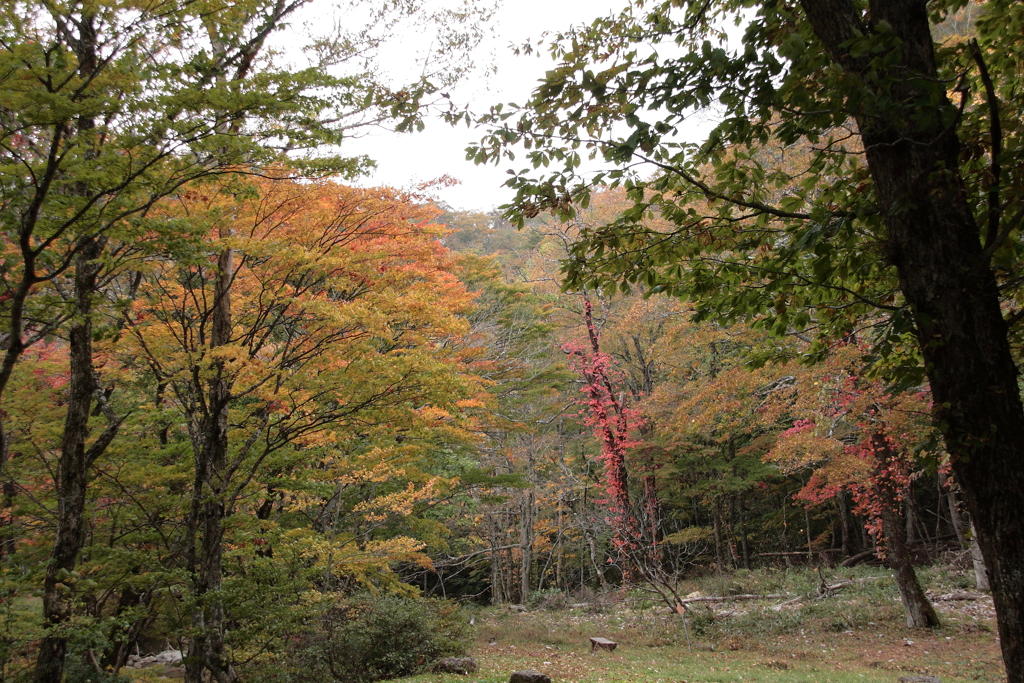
xmin=802 ymin=0 xmax=1024 ymax=673
xmin=35 ymin=238 xmax=121 ymax=683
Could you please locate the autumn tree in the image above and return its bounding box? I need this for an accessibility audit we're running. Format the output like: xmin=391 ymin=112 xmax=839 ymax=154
xmin=642 ymin=318 xmax=792 ymax=570
xmin=767 ymin=347 xmax=940 ymax=626
xmin=0 ymin=0 xmax=492 ymax=678
xmin=102 ymin=173 xmax=482 ymax=681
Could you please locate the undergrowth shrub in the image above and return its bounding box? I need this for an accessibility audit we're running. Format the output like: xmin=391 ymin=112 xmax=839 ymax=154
xmin=278 ymin=594 xmax=471 ymax=683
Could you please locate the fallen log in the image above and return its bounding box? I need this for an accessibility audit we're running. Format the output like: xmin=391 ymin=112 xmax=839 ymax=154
xmin=932 ymin=591 xmax=987 ymax=601
xmin=840 ymin=549 xmax=880 ymax=567
xmin=680 ymin=593 xmax=789 ymax=605
xmin=770 ymin=596 xmax=804 ymax=612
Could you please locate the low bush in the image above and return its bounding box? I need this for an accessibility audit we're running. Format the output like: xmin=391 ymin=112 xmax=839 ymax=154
xmin=275 ymin=593 xmax=471 ymax=683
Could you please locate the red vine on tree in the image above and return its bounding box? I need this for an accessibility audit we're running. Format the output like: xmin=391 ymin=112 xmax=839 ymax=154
xmin=563 ymin=296 xmax=647 ymax=558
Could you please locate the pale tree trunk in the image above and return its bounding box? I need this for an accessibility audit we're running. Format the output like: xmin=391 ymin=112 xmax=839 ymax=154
xmin=970 ymin=523 xmax=991 ymax=592
xmin=555 ymin=500 xmax=564 ymax=591
xmin=939 ymin=469 xmax=968 ymax=548
xmin=939 ymin=471 xmax=989 ymax=591
xmin=585 ymin=530 xmax=606 ymax=587
xmin=519 ymin=487 xmax=534 ymax=604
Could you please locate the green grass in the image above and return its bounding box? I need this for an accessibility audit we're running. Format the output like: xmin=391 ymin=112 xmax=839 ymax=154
xmin=397 ymin=566 xmax=1004 ymax=683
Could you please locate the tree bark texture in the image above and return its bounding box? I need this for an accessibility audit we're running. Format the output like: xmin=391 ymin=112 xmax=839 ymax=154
xmin=970 ymin=522 xmax=992 ymax=593
xmin=185 ymin=242 xmax=238 ymax=683
xmin=801 ymin=0 xmax=1024 ymax=671
xmin=519 ymin=486 xmax=535 ymax=604
xmin=35 ymin=237 xmax=121 ymax=683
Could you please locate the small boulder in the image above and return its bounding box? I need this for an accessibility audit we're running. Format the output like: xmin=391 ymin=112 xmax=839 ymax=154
xmin=155 ymin=650 xmax=183 ymax=664
xmin=434 ymin=657 xmax=478 ymax=675
xmin=898 ymin=677 xmax=942 ymax=683
xmin=510 ymin=670 xmax=551 ymax=683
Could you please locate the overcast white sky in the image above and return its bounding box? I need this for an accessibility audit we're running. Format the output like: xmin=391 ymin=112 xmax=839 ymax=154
xmin=318 ymin=0 xmax=628 ymax=212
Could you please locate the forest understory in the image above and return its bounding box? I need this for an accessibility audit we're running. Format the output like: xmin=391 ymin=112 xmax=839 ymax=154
xmin=401 ymin=562 xmax=1003 ymax=683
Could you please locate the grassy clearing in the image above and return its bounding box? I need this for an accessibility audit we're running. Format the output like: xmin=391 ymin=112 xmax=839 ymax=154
xmin=399 ymin=566 xmax=1004 ymax=683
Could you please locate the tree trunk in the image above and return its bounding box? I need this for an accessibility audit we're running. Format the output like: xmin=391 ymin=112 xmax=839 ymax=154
xmin=712 ymin=497 xmax=725 ymax=572
xmin=837 ymin=491 xmax=855 ymax=556
xmin=802 ymin=0 xmax=1024 ymax=673
xmin=35 ymin=238 xmax=122 ymax=683
xmin=738 ymin=497 xmax=750 ymax=570
xmin=905 ymin=489 xmax=918 ymax=547
xmin=555 ymin=500 xmax=564 ymax=591
xmin=970 ymin=522 xmax=991 ymax=592
xmin=869 ymin=435 xmax=940 ymax=629
xmin=519 ymin=487 xmax=534 ymax=604
xmin=804 ymin=506 xmax=813 ymax=562
xmin=938 ymin=470 xmax=968 ymax=548
xmin=489 ymin=511 xmax=505 ymax=604
xmin=185 ymin=241 xmax=237 ymax=683
xmin=586 ymin=532 xmax=606 ymax=587
xmin=880 ymin=499 xmax=940 ymax=628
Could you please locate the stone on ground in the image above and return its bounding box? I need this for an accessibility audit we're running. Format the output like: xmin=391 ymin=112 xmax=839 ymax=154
xmin=509 ymin=669 xmax=551 ymax=683
xmin=434 ymin=657 xmax=478 ymax=674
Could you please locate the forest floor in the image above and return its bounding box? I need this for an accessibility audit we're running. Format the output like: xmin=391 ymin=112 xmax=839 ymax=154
xmin=402 ymin=564 xmax=1005 ymax=683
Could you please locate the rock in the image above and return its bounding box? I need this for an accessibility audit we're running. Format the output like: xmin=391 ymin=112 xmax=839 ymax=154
xmin=156 ymin=650 xmax=183 ymax=664
xmin=434 ymin=657 xmax=478 ymax=675
xmin=160 ymin=665 xmax=186 ymax=679
xmin=898 ymin=677 xmax=942 ymax=683
xmin=510 ymin=670 xmax=551 ymax=683
xmin=126 ymin=649 xmax=183 ymax=669
xmin=509 ymin=604 xmax=527 ymax=613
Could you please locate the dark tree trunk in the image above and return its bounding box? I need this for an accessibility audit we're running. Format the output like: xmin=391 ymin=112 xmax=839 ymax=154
xmin=0 ymin=481 xmax=16 ymax=559
xmin=104 ymin=585 xmax=156 ymax=671
xmin=35 ymin=237 xmax=122 ymax=683
xmin=185 ymin=242 xmax=237 ymax=683
xmin=801 ymin=0 xmax=1024 ymax=673
xmin=879 ymin=499 xmax=940 ymax=628
xmin=712 ymin=497 xmax=725 ymax=572
xmin=869 ymin=433 xmax=940 ymax=628
xmin=837 ymin=490 xmax=855 ymax=556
